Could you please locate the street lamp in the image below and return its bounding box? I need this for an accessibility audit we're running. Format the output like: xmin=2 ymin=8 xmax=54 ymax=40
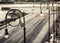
xmin=4 ymin=9 xmax=26 ymax=43
xmin=47 ymin=4 xmax=50 ymax=43
xmin=40 ymin=2 xmax=43 ymax=17
xmin=55 ymin=2 xmax=58 ymax=38
xmin=52 ymin=3 xmax=55 ymax=43
xmin=47 ymin=2 xmax=55 ymax=43
xmin=22 ymin=12 xmax=26 ymax=43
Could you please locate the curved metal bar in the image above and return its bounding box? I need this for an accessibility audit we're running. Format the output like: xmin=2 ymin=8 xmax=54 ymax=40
xmin=4 ymin=9 xmax=26 ymax=43
xmin=5 ymin=9 xmax=22 ymax=27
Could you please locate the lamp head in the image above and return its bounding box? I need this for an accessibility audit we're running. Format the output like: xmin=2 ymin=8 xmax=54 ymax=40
xmin=4 ymin=29 xmax=9 ymax=38
xmin=4 ymin=35 xmax=9 ymax=38
xmin=40 ymin=11 xmax=43 ymax=16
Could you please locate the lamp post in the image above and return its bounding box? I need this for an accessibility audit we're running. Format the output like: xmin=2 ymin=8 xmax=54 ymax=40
xmin=4 ymin=9 xmax=26 ymax=43
xmin=52 ymin=3 xmax=55 ymax=43
xmin=40 ymin=2 xmax=42 ymax=13
xmin=47 ymin=3 xmax=50 ymax=43
xmin=55 ymin=3 xmax=58 ymax=42
xmin=22 ymin=12 xmax=26 ymax=43
xmin=40 ymin=2 xmax=43 ymax=16
xmin=54 ymin=2 xmax=58 ymax=43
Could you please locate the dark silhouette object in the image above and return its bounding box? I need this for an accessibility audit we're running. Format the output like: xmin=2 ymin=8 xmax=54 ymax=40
xmin=5 ymin=29 xmax=9 ymax=35
xmin=0 ymin=1 xmax=14 ymax=4
xmin=54 ymin=0 xmax=60 ymax=1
